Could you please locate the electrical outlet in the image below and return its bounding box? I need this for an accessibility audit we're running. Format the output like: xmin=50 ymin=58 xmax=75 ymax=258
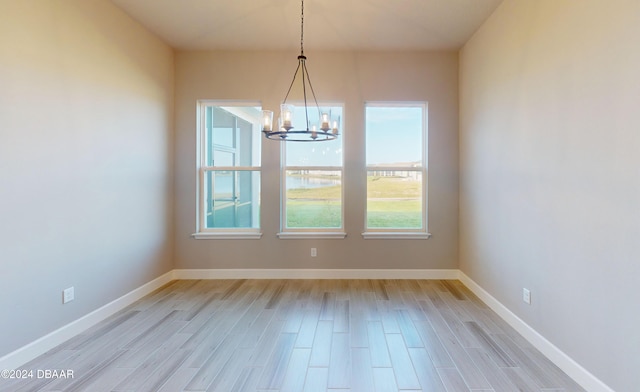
xmin=63 ymin=287 xmax=75 ymax=304
xmin=522 ymin=288 xmax=531 ymax=305
xmin=311 ymin=248 xmax=317 ymax=257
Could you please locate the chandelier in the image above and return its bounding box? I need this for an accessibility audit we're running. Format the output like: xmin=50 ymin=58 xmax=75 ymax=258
xmin=261 ymin=0 xmax=340 ymax=142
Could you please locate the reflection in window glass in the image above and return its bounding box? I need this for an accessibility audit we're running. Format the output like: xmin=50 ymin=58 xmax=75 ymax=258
xmin=199 ymin=104 xmax=261 ymax=231
xmin=204 ymin=170 xmax=260 ymax=228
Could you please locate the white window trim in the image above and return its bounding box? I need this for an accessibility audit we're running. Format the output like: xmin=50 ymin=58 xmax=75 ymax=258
xmin=193 ymin=231 xmax=263 ymax=240
xmin=362 ymin=101 xmax=429 ymax=239
xmin=361 ymin=232 xmax=431 ymax=240
xmin=277 ymin=232 xmax=347 ymax=239
xmin=193 ymin=100 xmax=263 ymax=239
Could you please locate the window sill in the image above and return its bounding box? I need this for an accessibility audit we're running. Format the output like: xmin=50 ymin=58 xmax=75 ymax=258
xmin=192 ymin=232 xmax=263 ymax=240
xmin=361 ymin=232 xmax=432 ymax=240
xmin=277 ymin=232 xmax=347 ymax=240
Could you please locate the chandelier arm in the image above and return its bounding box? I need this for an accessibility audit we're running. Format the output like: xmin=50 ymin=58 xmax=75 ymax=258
xmin=282 ymin=60 xmax=302 ymax=104
xmin=302 ymin=61 xmax=322 ymax=119
xmin=301 ymin=59 xmax=310 ymax=131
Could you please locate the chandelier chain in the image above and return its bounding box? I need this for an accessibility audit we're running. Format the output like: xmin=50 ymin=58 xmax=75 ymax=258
xmin=261 ymin=0 xmax=340 ymax=141
xmin=300 ymin=0 xmax=304 ymax=55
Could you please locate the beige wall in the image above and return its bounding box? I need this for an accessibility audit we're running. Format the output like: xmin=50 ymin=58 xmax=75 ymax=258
xmin=175 ymin=51 xmax=459 ymax=270
xmin=0 ymin=0 xmax=174 ymax=356
xmin=2 ymin=1 xmax=633 ymax=387
xmin=459 ymin=1 xmax=640 ymax=390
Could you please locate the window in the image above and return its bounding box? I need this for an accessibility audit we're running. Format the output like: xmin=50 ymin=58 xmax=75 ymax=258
xmin=278 ymin=104 xmax=345 ymax=239
xmin=364 ymin=102 xmax=430 ymax=239
xmin=194 ymin=102 xmax=262 ymax=239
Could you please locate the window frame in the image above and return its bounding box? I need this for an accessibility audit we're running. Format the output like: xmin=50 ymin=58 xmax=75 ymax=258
xmin=277 ymin=102 xmax=346 ymax=239
xmin=362 ymin=101 xmax=431 ymax=240
xmin=193 ymin=100 xmax=263 ymax=239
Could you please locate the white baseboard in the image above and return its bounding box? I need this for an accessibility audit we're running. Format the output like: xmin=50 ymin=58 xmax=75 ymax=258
xmin=173 ymin=268 xmax=460 ymax=280
xmin=458 ymin=271 xmax=614 ymax=392
xmin=0 ymin=271 xmax=174 ymax=371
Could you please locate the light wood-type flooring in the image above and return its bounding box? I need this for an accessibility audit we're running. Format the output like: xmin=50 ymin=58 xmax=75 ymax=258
xmin=1 ymin=279 xmax=585 ymax=392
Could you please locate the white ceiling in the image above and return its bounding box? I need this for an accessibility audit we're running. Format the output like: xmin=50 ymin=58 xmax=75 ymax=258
xmin=111 ymin=0 xmax=503 ymax=51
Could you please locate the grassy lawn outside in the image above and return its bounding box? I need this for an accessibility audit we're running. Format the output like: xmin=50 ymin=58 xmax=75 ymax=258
xmin=367 ymin=175 xmax=421 ymax=198
xmin=367 ymin=199 xmax=421 ymax=228
xmin=286 ymin=201 xmax=341 ymax=228
xmin=286 ymin=175 xmax=422 ymax=228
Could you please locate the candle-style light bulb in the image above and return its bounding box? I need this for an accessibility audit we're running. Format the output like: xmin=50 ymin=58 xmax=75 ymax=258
xmin=332 ymin=118 xmax=340 ymax=134
xmin=281 ymin=104 xmax=294 ymax=130
xmin=320 ymin=112 xmax=330 ymax=131
xmin=262 ymin=110 xmax=273 ymax=133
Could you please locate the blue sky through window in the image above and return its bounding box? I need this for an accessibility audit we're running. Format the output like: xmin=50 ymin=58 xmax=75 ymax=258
xmin=282 ymin=105 xmax=424 ymax=166
xmin=366 ymin=106 xmax=423 ymax=166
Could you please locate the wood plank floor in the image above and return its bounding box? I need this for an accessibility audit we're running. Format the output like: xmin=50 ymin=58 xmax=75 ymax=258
xmin=0 ymin=279 xmax=585 ymax=392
